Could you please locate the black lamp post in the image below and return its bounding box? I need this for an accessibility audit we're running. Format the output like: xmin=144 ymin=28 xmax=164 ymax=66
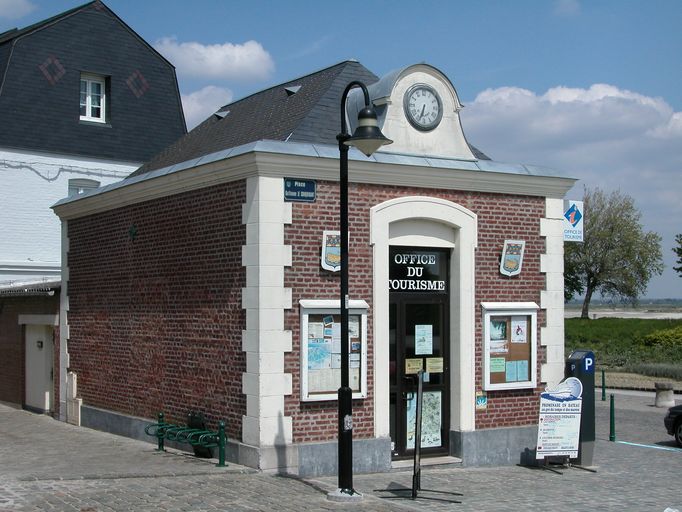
xmin=334 ymin=81 xmax=392 ymax=498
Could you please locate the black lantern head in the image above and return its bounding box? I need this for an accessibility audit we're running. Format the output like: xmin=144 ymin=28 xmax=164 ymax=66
xmin=345 ymin=106 xmax=393 ymax=157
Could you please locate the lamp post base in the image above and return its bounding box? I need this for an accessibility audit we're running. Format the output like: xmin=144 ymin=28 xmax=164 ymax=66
xmin=327 ymin=488 xmax=364 ymax=502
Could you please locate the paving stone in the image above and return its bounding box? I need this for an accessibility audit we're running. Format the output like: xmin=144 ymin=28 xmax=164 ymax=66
xmin=0 ymin=393 xmax=680 ymax=511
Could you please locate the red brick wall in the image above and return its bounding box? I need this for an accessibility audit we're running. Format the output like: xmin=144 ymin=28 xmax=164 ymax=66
xmin=65 ymin=176 xmax=547 ymax=443
xmin=0 ymin=295 xmax=59 ymax=407
xmin=284 ymin=181 xmax=547 ymax=441
xmin=66 ymin=181 xmax=246 ymax=437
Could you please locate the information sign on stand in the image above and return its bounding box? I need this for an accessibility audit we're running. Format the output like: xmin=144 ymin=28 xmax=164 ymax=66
xmin=536 ymin=377 xmax=583 ymax=461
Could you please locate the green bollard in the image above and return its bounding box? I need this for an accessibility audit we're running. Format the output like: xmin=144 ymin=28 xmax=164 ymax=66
xmin=157 ymin=412 xmax=165 ymax=452
xmin=601 ymin=369 xmax=606 ymax=401
xmin=217 ymin=421 xmax=226 ymax=467
xmin=609 ymin=394 xmax=616 ymax=442
xmin=156 ymin=412 xmax=166 ymax=452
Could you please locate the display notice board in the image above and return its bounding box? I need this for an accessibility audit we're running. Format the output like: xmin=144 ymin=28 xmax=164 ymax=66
xmin=482 ymin=302 xmax=538 ymax=391
xmin=536 ymin=377 xmax=583 ymax=459
xmin=299 ymin=299 xmax=368 ymax=401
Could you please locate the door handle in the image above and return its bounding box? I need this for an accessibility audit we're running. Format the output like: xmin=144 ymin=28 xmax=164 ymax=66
xmin=402 ymin=391 xmax=414 ymax=403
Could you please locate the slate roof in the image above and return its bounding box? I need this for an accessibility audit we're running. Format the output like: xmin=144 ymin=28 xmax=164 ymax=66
xmin=0 ymin=2 xmax=89 ymax=45
xmin=133 ymin=61 xmax=376 ymax=176
xmin=133 ymin=60 xmax=490 ymax=177
xmin=0 ymin=1 xmax=186 ymax=162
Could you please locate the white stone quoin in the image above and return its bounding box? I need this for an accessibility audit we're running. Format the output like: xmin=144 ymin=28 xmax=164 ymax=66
xmin=241 ymin=176 xmax=293 ymax=450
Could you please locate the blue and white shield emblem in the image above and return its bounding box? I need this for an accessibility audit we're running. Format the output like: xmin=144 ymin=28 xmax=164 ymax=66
xmin=500 ymin=240 xmax=525 ymax=277
xmin=321 ymin=231 xmax=341 ymax=272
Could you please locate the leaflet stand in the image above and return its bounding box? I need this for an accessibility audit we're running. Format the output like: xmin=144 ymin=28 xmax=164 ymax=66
xmin=538 ymin=455 xmax=569 ymax=475
xmin=535 ymin=455 xmax=597 ymax=475
xmin=376 ymin=371 xmax=462 ymax=503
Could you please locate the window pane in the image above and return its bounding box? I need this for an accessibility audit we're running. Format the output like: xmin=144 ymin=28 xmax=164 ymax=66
xmin=80 ymin=76 xmax=106 ymax=120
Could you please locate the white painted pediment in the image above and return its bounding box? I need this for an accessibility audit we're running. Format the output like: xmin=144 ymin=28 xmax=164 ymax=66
xmin=348 ymin=63 xmax=476 ymax=160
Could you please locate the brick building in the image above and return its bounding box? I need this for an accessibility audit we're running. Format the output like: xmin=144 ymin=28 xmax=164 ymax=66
xmin=0 ymin=1 xmax=186 ymax=417
xmin=53 ymin=61 xmax=575 ymax=475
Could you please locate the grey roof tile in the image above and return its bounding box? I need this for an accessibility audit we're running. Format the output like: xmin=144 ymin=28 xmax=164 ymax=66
xmin=130 ymin=60 xmax=492 ymax=178
xmin=132 ymin=60 xmax=378 ymax=177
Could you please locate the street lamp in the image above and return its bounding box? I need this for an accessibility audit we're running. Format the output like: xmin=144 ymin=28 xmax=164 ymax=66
xmin=333 ymin=81 xmax=392 ymax=499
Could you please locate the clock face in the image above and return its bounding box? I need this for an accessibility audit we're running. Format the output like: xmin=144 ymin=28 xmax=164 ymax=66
xmin=404 ymin=84 xmax=443 ymax=131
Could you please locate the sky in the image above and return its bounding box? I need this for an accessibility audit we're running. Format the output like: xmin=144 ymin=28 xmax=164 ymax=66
xmin=2 ymin=0 xmax=681 ymax=298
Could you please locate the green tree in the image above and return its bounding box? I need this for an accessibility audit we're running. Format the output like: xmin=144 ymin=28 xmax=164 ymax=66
xmin=674 ymin=233 xmax=682 ymax=277
xmin=564 ymin=187 xmax=664 ymax=318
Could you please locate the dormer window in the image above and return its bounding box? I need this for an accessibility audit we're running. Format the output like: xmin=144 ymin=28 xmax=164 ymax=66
xmin=80 ymin=73 xmax=106 ymax=123
xmin=68 ymin=178 xmax=100 ymax=196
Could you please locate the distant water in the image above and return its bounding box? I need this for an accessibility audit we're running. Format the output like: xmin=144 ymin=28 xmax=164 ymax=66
xmin=565 ymin=308 xmax=682 ymax=319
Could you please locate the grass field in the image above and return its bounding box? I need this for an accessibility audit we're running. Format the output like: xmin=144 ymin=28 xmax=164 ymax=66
xmin=565 ymin=317 xmax=682 ymax=380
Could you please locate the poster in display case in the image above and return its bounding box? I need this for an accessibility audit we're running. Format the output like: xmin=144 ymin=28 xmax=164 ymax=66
xmin=481 ymin=302 xmax=538 ymax=391
xmin=299 ymin=299 xmax=368 ymax=401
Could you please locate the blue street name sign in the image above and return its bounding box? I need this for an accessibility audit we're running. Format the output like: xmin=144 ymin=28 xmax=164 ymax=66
xmin=284 ymin=178 xmax=316 ymax=202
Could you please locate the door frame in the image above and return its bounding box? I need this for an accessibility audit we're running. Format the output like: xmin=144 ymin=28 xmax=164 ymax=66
xmin=19 ymin=315 xmax=58 ymax=414
xmin=370 ymin=197 xmax=478 ymax=441
xmin=389 ymin=293 xmax=450 ymax=458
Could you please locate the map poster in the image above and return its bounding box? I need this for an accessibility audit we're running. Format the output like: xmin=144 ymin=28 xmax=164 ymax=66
xmin=307 ymin=339 xmax=332 ymax=370
xmin=406 ymin=391 xmax=442 ymax=449
xmin=536 ymin=377 xmax=583 ymax=459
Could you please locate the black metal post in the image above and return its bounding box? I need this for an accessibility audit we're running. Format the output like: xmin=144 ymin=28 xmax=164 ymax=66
xmin=332 ymin=80 xmax=390 ymax=499
xmin=337 ymin=131 xmax=354 ymax=494
xmin=335 ymin=80 xmax=370 ymax=497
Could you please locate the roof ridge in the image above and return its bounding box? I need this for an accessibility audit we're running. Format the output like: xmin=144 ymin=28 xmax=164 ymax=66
xmin=215 ymin=60 xmax=358 ymax=112
xmin=286 ymin=60 xmax=379 ymax=144
xmin=0 ymin=1 xmax=96 ymax=44
xmin=131 ymin=60 xmax=376 ymax=177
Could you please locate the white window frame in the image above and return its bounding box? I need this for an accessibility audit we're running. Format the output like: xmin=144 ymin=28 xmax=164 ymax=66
xmin=481 ymin=302 xmax=538 ymax=391
xmin=80 ymin=73 xmax=106 ymax=123
xmin=299 ymin=299 xmax=368 ymax=402
xmin=68 ymin=178 xmax=100 ymax=197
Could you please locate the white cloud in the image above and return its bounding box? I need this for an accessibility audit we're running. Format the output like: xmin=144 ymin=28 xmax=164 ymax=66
xmin=0 ymin=0 xmax=35 ymax=19
xmin=181 ymin=86 xmax=233 ymax=129
xmin=461 ymin=84 xmax=682 ymax=297
xmin=154 ymin=37 xmax=274 ymax=81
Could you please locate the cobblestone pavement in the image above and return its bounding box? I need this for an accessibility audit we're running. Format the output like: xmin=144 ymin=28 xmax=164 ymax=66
xmin=1 ymin=392 xmax=680 ymax=511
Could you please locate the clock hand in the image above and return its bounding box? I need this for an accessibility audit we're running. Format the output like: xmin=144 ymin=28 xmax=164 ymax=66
xmin=420 ymin=104 xmax=426 ymax=119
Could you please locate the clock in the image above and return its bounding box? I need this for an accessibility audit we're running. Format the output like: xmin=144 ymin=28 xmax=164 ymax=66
xmin=403 ymin=84 xmax=443 ymax=131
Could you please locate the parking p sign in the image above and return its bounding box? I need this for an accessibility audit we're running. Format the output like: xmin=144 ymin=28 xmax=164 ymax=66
xmin=583 ymin=352 xmax=595 ymax=374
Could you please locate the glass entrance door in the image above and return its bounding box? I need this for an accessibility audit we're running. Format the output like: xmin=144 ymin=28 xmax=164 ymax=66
xmin=389 ymin=297 xmax=449 ymax=458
